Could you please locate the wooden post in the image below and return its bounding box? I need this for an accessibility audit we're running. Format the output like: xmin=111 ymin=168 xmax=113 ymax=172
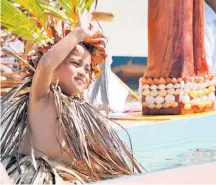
xmin=141 ymin=0 xmax=216 ymax=115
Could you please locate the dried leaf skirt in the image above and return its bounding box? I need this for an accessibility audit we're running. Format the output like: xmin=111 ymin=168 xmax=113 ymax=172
xmin=1 ymin=90 xmax=143 ymax=184
xmin=1 ymin=154 xmax=67 ymax=184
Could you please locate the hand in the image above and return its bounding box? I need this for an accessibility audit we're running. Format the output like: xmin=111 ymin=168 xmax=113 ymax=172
xmin=77 ymin=9 xmax=95 ymax=39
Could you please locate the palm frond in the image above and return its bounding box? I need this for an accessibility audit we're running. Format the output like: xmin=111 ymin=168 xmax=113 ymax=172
xmin=86 ymin=0 xmax=95 ymax=10
xmin=1 ymin=0 xmax=47 ymax=43
xmin=39 ymin=0 xmax=69 ymax=21
xmin=57 ymin=0 xmax=73 ymax=19
xmin=71 ymin=0 xmax=78 ymax=27
xmin=11 ymin=0 xmax=52 ymax=37
xmin=78 ymin=0 xmax=87 ymax=10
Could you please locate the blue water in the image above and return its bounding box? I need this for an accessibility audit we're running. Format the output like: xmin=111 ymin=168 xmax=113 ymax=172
xmin=117 ymin=114 xmax=216 ymax=172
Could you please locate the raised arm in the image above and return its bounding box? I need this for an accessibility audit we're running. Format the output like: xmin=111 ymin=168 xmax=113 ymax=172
xmin=30 ymin=10 xmax=94 ymax=101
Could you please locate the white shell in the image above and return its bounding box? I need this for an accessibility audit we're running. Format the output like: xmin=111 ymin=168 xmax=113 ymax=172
xmin=192 ymin=82 xmax=198 ymax=90
xmin=166 ymin=83 xmax=173 ymax=89
xmin=155 ymin=104 xmax=162 ymax=109
xmin=198 ymin=83 xmax=203 ymax=89
xmin=142 ymin=89 xmax=150 ymax=96
xmin=149 ymin=104 xmax=155 ymax=109
xmin=150 ymin=90 xmax=158 ymax=96
xmin=206 ymin=80 xmax=211 ymax=86
xmin=203 ymin=82 xmax=208 ymax=88
xmin=145 ymin=95 xmax=155 ymax=104
xmin=182 ymin=94 xmax=190 ymax=104
xmin=158 ymin=89 xmax=167 ymax=96
xmin=180 ymin=81 xmax=185 ymax=88
xmin=197 ymin=83 xmax=202 ymax=89
xmin=192 ymin=82 xmax=197 ymax=89
xmin=171 ymin=101 xmax=178 ymax=108
xmin=200 ymin=96 xmax=207 ymax=102
xmin=150 ymin=84 xmax=157 ymax=90
xmin=165 ymin=94 xmax=175 ymax=103
xmin=204 ymin=82 xmax=208 ymax=88
xmin=193 ymin=98 xmax=201 ymax=105
xmin=185 ymin=82 xmax=193 ymax=89
xmin=209 ymin=80 xmax=214 ymax=86
xmin=158 ymin=84 xmax=166 ymax=90
xmin=208 ymin=93 xmax=215 ymax=102
xmin=155 ymin=96 xmax=165 ymax=104
xmin=143 ymin=84 xmax=150 ymax=89
xmin=184 ymin=88 xmax=190 ymax=93
xmin=200 ymin=83 xmax=205 ymax=89
xmin=174 ymin=84 xmax=180 ymax=89
xmin=167 ymin=88 xmax=175 ymax=95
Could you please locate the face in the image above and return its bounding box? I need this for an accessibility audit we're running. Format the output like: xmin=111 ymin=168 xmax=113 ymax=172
xmin=54 ymin=44 xmax=92 ymax=96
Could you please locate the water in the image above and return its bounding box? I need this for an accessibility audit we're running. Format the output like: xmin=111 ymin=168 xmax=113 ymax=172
xmin=117 ymin=114 xmax=216 ymax=172
xmin=135 ymin=143 xmax=216 ymax=172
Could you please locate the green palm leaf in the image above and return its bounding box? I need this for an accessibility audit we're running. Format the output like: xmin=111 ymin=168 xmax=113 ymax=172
xmin=1 ymin=0 xmax=47 ymax=43
xmin=56 ymin=0 xmax=96 ymax=26
xmin=57 ymin=0 xmax=73 ymax=18
xmin=85 ymin=0 xmax=95 ymax=11
xmin=11 ymin=0 xmax=53 ymax=37
xmin=1 ymin=0 xmax=99 ymax=45
xmin=39 ymin=0 xmax=69 ymax=21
